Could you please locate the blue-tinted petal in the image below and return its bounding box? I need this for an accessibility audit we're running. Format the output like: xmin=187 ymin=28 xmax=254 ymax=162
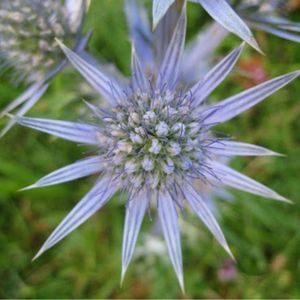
xmin=154 ymin=0 xmax=182 ymax=67
xmin=183 ymin=183 xmax=234 ymax=259
xmin=190 ymin=43 xmax=244 ymax=107
xmin=156 ymin=2 xmax=186 ymax=91
xmin=56 ymin=39 xmax=124 ymax=105
xmin=250 ymin=22 xmax=300 ymax=43
xmin=33 ymin=176 xmax=118 ymax=260
xmin=182 ymin=22 xmax=228 ymax=83
xmin=208 ymin=161 xmax=291 ymax=203
xmin=121 ymin=190 xmax=149 ymax=283
xmin=204 ymin=71 xmax=300 ymax=125
xmin=209 ymin=140 xmax=282 ymax=157
xmin=22 ymin=156 xmax=103 ymax=190
xmin=197 ymin=0 xmax=261 ymax=52
xmin=152 ymin=0 xmax=176 ymax=29
xmin=157 ymin=189 xmax=184 ymax=291
xmin=12 ymin=115 xmax=100 ymax=145
xmin=130 ymin=45 xmax=150 ymax=93
xmin=79 ymin=50 xmax=128 ymax=85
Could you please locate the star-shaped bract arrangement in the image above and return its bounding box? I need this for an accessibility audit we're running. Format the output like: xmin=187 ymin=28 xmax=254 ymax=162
xmin=10 ymin=1 xmax=300 ymax=291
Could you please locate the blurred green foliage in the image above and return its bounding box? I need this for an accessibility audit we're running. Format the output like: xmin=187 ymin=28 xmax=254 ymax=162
xmin=1 ymin=0 xmax=300 ymax=298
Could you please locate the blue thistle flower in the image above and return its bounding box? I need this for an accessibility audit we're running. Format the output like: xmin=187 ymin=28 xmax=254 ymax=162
xmin=11 ymin=2 xmax=299 ymax=291
xmin=0 ymin=0 xmax=90 ymax=137
xmin=125 ymin=0 xmax=235 ymax=213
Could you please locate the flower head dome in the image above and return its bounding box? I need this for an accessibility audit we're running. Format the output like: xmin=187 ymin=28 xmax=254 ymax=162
xmin=12 ymin=1 xmax=299 ymax=291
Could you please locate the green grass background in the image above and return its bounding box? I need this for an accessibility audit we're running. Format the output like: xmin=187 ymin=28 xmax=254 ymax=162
xmin=1 ymin=0 xmax=300 ymax=298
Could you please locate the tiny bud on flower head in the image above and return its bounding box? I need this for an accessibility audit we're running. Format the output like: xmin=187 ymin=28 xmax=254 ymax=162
xmin=117 ymin=140 xmax=133 ymax=153
xmin=188 ymin=122 xmax=201 ymax=135
xmin=130 ymin=174 xmax=143 ymax=188
xmin=143 ymin=111 xmax=156 ymax=124
xmin=142 ymin=157 xmax=154 ymax=171
xmin=130 ymin=132 xmax=143 ymax=144
xmin=125 ymin=160 xmax=138 ymax=174
xmin=168 ymin=142 xmax=181 ymax=156
xmin=129 ymin=112 xmax=140 ymax=125
xmin=111 ymin=125 xmax=125 ymax=137
xmin=172 ymin=123 xmax=186 ymax=137
xmin=180 ymin=157 xmax=192 ymax=170
xmin=146 ymin=172 xmax=160 ymax=189
xmin=185 ymin=138 xmax=195 ymax=152
xmin=135 ymin=126 xmax=146 ymax=136
xmin=162 ymin=158 xmax=175 ymax=174
xmin=149 ymin=139 xmax=161 ymax=154
xmin=156 ymin=121 xmax=169 ymax=136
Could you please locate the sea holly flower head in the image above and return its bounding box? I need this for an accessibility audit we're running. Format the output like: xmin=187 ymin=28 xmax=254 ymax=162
xmin=12 ymin=3 xmax=299 ymax=291
xmin=0 ymin=0 xmax=90 ymax=137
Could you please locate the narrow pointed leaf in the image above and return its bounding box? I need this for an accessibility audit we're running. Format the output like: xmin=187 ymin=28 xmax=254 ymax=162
xmin=204 ymin=71 xmax=300 ymax=125
xmin=152 ymin=0 xmax=176 ymax=29
xmin=209 ymin=140 xmax=281 ymax=157
xmin=0 ymin=83 xmax=48 ymax=138
xmin=13 ymin=115 xmax=100 ymax=145
xmin=191 ymin=43 xmax=244 ymax=107
xmin=56 ymin=39 xmax=124 ymax=105
xmin=184 ymin=183 xmax=234 ymax=259
xmin=208 ymin=161 xmax=290 ymax=202
xmin=23 ymin=156 xmax=103 ymax=190
xmin=158 ymin=190 xmax=184 ymax=291
xmin=197 ymin=0 xmax=261 ymax=52
xmin=121 ymin=191 xmax=149 ymax=283
xmin=33 ymin=176 xmax=117 ymax=260
xmin=156 ymin=3 xmax=186 ymax=90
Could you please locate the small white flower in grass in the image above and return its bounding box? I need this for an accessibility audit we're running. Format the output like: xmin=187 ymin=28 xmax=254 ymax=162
xmin=13 ymin=3 xmax=299 ymax=291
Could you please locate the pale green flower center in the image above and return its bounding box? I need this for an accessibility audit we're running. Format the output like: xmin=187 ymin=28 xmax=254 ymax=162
xmin=99 ymin=91 xmax=207 ymax=189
